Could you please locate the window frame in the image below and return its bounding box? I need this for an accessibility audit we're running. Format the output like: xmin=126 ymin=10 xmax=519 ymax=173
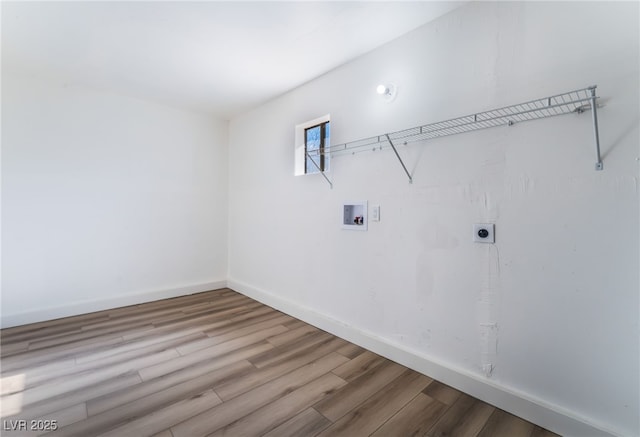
xmin=304 ymin=121 xmax=328 ymax=174
xmin=294 ymin=114 xmax=330 ymax=177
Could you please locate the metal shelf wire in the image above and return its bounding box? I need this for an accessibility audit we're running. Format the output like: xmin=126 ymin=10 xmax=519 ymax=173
xmin=308 ymin=85 xmax=602 ymax=187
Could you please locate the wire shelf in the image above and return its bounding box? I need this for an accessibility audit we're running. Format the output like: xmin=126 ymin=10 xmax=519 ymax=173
xmin=306 ymin=86 xmax=603 ymax=187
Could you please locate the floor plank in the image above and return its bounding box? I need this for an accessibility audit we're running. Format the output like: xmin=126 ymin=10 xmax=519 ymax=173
xmin=2 ymin=371 xmax=141 ymax=422
xmin=96 ymin=389 xmax=222 ymax=437
xmin=316 ymin=369 xmax=432 ymax=437
xmin=208 ymin=373 xmax=347 ymax=437
xmin=87 ymin=359 xmax=254 ymax=416
xmin=262 ymin=408 xmax=331 ymax=437
xmin=137 ymin=340 xmax=273 ymax=381
xmin=334 ymin=342 xmax=365 ymax=359
xmin=371 ymin=393 xmax=448 ymax=437
xmin=427 ymin=394 xmax=496 ymax=437
xmin=214 ymin=337 xmax=346 ymax=401
xmin=170 ymin=352 xmax=348 ymax=437
xmin=423 ymin=380 xmax=463 ymax=406
xmin=531 ymin=425 xmax=562 ymax=437
xmin=3 ymin=349 xmax=179 ymax=413
xmin=477 ymin=408 xmax=535 ymax=437
xmin=266 ymin=323 xmax=319 ymax=347
xmin=313 ymin=359 xmax=407 ymax=422
xmin=331 ymin=350 xmax=385 ymax=382
xmin=248 ymin=330 xmax=337 ymax=368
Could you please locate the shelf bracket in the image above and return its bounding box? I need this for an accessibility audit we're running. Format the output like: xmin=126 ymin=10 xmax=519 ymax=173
xmin=589 ymin=86 xmax=603 ymax=171
xmin=385 ymin=134 xmax=413 ymax=183
xmin=305 ymin=150 xmax=333 ymax=188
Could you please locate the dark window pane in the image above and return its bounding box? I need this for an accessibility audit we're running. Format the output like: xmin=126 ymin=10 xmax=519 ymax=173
xmin=304 ymin=122 xmax=328 ymax=174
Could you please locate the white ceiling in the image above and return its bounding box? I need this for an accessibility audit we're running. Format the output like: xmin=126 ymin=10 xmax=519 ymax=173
xmin=2 ymin=1 xmax=463 ymax=119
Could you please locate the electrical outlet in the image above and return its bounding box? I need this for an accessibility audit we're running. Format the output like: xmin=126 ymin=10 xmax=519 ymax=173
xmin=473 ymin=223 xmax=495 ymax=243
xmin=371 ymin=205 xmax=380 ymax=222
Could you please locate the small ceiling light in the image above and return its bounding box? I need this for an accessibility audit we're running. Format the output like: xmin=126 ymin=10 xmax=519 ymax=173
xmin=376 ymin=83 xmax=397 ymax=102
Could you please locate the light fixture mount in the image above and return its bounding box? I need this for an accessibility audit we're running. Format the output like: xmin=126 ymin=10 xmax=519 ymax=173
xmin=376 ymin=82 xmax=397 ymax=102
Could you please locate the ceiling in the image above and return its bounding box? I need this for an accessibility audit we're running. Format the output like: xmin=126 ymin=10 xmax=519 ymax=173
xmin=2 ymin=1 xmax=464 ymax=119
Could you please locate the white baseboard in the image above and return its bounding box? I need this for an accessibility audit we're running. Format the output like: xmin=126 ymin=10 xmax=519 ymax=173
xmin=1 ymin=280 xmax=227 ymax=329
xmin=228 ymin=278 xmax=617 ymax=437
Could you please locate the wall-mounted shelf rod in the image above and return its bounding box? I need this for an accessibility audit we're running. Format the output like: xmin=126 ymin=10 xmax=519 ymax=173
xmin=306 ymin=150 xmax=333 ymax=189
xmin=588 ymin=87 xmax=603 ymax=171
xmin=385 ymin=134 xmax=412 ymax=183
xmin=309 ymin=86 xmax=602 ymax=186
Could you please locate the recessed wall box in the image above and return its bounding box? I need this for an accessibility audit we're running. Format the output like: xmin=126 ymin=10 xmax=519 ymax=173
xmin=342 ymin=201 xmax=367 ymax=231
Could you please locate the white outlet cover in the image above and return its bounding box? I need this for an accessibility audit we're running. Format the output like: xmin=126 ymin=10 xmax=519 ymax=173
xmin=473 ymin=223 xmax=495 ymax=243
xmin=371 ymin=205 xmax=380 ymax=222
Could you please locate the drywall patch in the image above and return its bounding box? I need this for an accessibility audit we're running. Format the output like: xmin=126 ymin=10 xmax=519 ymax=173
xmin=479 ymin=322 xmax=498 ymax=377
xmin=477 ymin=244 xmax=501 ymax=377
xmin=504 ymin=174 xmax=536 ymax=201
xmin=518 ymin=174 xmax=535 ymax=194
xmin=460 ymin=183 xmax=484 ymax=205
xmin=460 ymin=184 xmax=500 ymax=221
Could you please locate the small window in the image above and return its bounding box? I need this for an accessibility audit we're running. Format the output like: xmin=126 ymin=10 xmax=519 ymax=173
xmin=294 ymin=114 xmax=330 ymax=176
xmin=305 ymin=121 xmax=330 ymax=174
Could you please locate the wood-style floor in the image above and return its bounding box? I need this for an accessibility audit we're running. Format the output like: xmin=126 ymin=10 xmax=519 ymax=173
xmin=0 ymin=289 xmax=559 ymax=437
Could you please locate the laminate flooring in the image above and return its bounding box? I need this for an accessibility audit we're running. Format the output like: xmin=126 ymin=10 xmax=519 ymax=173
xmin=0 ymin=288 xmax=560 ymax=436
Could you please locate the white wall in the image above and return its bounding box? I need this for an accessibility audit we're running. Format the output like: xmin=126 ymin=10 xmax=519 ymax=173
xmin=2 ymin=71 xmax=228 ymax=327
xmin=228 ymin=2 xmax=639 ymax=436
